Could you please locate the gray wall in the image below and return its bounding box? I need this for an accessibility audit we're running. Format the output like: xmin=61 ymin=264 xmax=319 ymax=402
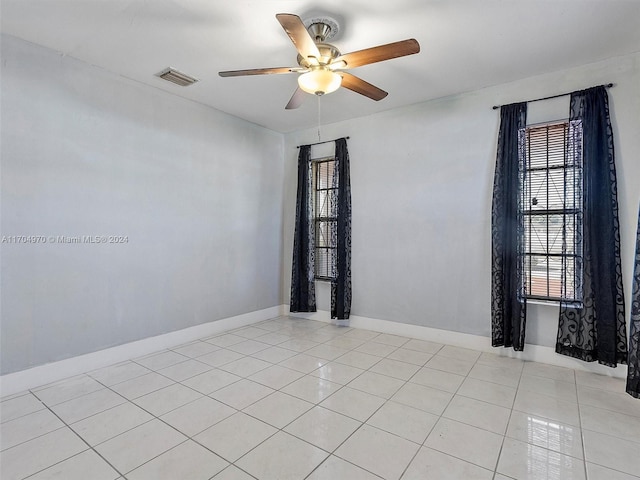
xmin=282 ymin=52 xmax=640 ymax=348
xmin=3 ymin=33 xmax=639 ymax=376
xmin=1 ymin=36 xmax=284 ymax=374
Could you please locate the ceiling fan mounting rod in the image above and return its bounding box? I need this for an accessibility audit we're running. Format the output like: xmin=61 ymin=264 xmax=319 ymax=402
xmin=303 ymin=16 xmax=340 ymax=42
xmin=308 ymin=22 xmax=332 ymax=43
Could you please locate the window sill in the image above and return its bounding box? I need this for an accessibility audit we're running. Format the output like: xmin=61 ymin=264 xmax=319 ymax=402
xmin=527 ymin=299 xmax=559 ymax=307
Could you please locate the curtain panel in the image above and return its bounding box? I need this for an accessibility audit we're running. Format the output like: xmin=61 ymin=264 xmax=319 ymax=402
xmin=627 ymin=206 xmax=640 ymax=398
xmin=556 ymin=86 xmax=627 ymax=367
xmin=491 ymin=103 xmax=528 ymax=350
xmin=290 ymin=145 xmax=316 ymax=312
xmin=331 ymin=138 xmax=352 ymax=320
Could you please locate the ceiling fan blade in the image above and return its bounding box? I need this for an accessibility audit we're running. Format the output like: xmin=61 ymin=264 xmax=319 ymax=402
xmin=219 ymin=67 xmax=300 ymax=77
xmin=276 ymin=13 xmax=321 ymax=62
xmin=285 ymin=87 xmax=306 ymax=110
xmin=333 ymin=39 xmax=420 ymax=69
xmin=340 ymin=73 xmax=388 ymax=101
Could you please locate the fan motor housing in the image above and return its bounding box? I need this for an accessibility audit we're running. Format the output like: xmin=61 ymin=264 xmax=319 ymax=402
xmin=297 ymin=43 xmax=341 ymax=68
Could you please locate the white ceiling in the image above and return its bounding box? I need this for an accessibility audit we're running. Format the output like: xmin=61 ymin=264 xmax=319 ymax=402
xmin=2 ymin=0 xmax=640 ymax=133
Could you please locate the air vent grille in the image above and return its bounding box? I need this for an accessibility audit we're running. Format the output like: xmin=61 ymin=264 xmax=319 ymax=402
xmin=155 ymin=67 xmax=199 ymax=86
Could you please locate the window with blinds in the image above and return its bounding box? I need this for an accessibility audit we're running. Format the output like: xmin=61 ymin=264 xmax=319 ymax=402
xmin=521 ymin=120 xmax=583 ymax=302
xmin=313 ymin=157 xmax=337 ymax=281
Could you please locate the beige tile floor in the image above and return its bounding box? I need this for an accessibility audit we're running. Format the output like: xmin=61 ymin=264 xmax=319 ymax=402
xmin=1 ymin=316 xmax=639 ymax=479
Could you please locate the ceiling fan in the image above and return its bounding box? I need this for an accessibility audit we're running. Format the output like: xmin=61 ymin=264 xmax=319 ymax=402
xmin=218 ymin=13 xmax=420 ymax=109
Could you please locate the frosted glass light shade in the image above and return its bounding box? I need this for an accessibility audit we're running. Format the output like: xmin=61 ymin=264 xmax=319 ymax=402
xmin=298 ymin=70 xmax=342 ymax=95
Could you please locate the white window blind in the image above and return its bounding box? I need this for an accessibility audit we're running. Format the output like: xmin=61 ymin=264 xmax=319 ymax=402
xmin=521 ymin=120 xmax=583 ymax=302
xmin=313 ymin=157 xmax=337 ymax=280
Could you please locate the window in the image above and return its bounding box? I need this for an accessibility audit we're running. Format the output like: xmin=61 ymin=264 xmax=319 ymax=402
xmin=313 ymin=157 xmax=337 ymax=280
xmin=521 ymin=120 xmax=583 ymax=302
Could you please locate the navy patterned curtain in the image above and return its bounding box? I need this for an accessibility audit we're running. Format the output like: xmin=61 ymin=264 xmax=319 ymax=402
xmin=290 ymin=145 xmax=316 ymax=312
xmin=331 ymin=138 xmax=352 ymax=320
xmin=556 ymin=86 xmax=627 ymax=367
xmin=627 ymin=206 xmax=640 ymax=398
xmin=491 ymin=103 xmax=528 ymax=350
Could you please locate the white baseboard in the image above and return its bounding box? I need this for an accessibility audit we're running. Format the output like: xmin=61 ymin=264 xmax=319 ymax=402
xmin=0 ymin=305 xmax=285 ymax=396
xmin=287 ymin=307 xmax=628 ymax=379
xmin=3 ymin=304 xmax=627 ymax=397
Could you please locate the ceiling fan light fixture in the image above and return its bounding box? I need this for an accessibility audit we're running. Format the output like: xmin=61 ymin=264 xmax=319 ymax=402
xmin=298 ymin=69 xmax=342 ymax=96
xmin=218 ymin=14 xmax=420 ymax=109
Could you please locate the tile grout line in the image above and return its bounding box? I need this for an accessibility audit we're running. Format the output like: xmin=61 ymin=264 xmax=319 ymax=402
xmin=120 ymin=320 xmax=360 ymax=478
xmin=490 ymin=356 xmax=525 ymax=479
xmin=216 ymin=327 xmax=411 ymax=479
xmin=26 ymin=389 xmax=127 ymax=479
xmin=93 ymin=339 xmax=284 ymax=478
xmin=201 ymin=323 xmax=361 ymax=478
xmin=77 ymin=326 xmax=284 ymax=479
xmin=6 ymin=332 xmax=488 ymax=478
xmin=317 ymin=341 xmax=449 ymax=479
xmin=66 ymin=375 xmax=202 ymax=479
xmin=574 ymin=368 xmax=590 ymax=479
xmin=66 ymin=342 xmax=293 ymax=479
xmin=410 ymin=347 xmax=504 ymax=477
xmin=4 ymin=318 xmax=633 ymax=480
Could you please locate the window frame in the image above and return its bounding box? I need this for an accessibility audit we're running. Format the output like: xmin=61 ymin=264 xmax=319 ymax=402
xmin=312 ymin=156 xmax=338 ymax=282
xmin=520 ymin=119 xmax=583 ymax=304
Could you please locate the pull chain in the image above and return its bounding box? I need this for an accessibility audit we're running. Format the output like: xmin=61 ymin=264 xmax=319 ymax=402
xmin=317 ymin=94 xmax=321 ymax=143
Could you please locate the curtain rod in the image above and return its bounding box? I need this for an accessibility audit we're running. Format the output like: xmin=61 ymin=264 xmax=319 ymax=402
xmin=491 ymin=83 xmax=614 ymax=110
xmin=296 ymin=136 xmax=350 ymax=149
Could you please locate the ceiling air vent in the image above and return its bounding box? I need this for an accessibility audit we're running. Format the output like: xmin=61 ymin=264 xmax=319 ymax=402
xmin=155 ymin=67 xmax=199 ymax=87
